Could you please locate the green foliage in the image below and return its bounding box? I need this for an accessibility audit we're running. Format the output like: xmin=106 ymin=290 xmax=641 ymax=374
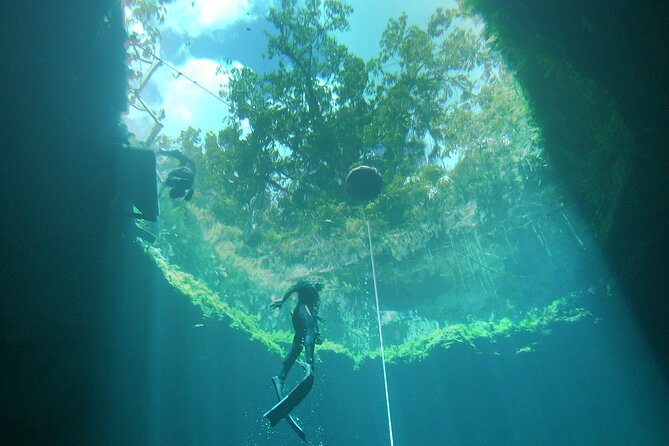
xmin=202 ymin=0 xmax=501 ymax=228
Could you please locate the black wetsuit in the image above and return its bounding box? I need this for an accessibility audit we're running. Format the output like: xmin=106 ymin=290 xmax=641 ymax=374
xmin=159 ymin=149 xmax=195 ymax=200
xmin=278 ymin=281 xmax=321 ymax=382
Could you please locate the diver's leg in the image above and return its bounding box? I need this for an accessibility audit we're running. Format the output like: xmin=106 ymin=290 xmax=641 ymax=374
xmin=277 ymin=331 xmax=304 ymax=386
xmin=314 ymin=318 xmax=323 ymax=345
xmin=298 ymin=305 xmax=317 ymax=371
xmin=166 ymin=176 xmax=190 ymax=187
xmin=265 ymin=306 xmax=316 ymax=427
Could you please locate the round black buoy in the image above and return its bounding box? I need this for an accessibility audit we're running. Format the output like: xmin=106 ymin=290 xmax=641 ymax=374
xmin=345 ymin=165 xmax=383 ymax=202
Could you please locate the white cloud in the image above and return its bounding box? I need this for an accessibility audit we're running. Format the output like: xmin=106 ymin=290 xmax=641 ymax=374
xmin=163 ymin=0 xmax=254 ymax=37
xmin=158 ymin=58 xmax=232 ymax=136
xmin=126 ymin=58 xmax=236 ymax=140
xmin=124 ymin=107 xmax=154 ymax=141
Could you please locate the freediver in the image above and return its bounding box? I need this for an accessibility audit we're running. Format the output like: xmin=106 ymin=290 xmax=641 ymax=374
xmin=270 ymin=278 xmax=324 ymax=393
xmin=158 ymin=148 xmax=196 ymax=200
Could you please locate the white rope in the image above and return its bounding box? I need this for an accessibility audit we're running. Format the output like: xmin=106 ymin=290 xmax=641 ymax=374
xmin=366 ymin=217 xmax=395 ymax=446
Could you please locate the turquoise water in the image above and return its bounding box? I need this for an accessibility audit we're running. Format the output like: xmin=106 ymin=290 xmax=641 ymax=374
xmin=94 ymin=251 xmax=669 ymax=445
xmin=2 ymin=0 xmax=669 ymax=445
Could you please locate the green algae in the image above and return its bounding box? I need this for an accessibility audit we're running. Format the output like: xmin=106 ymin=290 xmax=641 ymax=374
xmin=149 ymin=247 xmax=591 ymax=368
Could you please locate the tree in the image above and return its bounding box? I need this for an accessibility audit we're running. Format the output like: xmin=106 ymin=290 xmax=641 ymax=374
xmin=147 ymin=0 xmax=594 ymax=359
xmin=204 ymin=0 xmax=492 ymax=227
xmin=124 ymin=0 xmax=175 ymax=141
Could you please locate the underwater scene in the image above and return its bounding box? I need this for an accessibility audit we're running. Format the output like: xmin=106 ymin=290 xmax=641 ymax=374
xmin=114 ymin=0 xmax=668 ymax=444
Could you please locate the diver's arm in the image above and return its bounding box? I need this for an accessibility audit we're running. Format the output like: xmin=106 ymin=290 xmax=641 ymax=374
xmin=270 ymin=284 xmax=298 ymax=310
xmin=282 ymin=282 xmax=302 ymax=300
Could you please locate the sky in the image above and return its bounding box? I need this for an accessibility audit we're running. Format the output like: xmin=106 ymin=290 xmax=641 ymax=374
xmin=124 ymin=0 xmax=458 ymax=140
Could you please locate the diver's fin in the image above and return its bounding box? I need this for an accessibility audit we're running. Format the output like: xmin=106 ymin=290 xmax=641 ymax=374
xmin=271 ymin=376 xmax=307 ymax=442
xmin=264 ymin=363 xmax=314 ymax=427
xmin=271 ymin=376 xmax=284 ymax=398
